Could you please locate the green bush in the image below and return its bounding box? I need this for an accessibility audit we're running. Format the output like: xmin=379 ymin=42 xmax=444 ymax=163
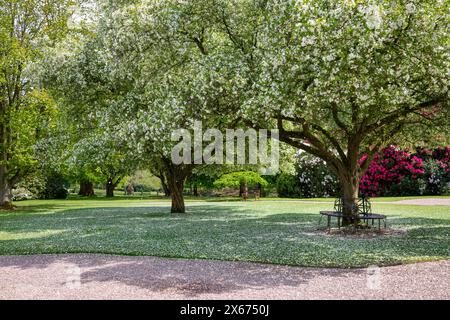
xmin=39 ymin=171 xmax=69 ymax=199
xmin=386 ymin=176 xmax=427 ymax=196
xmin=276 ymin=173 xmax=301 ymax=198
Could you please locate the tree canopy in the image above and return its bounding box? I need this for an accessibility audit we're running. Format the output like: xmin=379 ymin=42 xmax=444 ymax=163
xmin=0 ymin=0 xmax=73 ymax=207
xmin=4 ymin=0 xmax=448 ymax=217
xmin=141 ymin=0 xmax=449 ymax=218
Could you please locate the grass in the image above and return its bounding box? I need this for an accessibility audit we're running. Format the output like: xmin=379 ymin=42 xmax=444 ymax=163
xmin=0 ymin=198 xmax=449 ymax=268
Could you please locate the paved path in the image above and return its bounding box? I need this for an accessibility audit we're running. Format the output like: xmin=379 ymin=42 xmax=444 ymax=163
xmin=0 ymin=254 xmax=448 ymax=300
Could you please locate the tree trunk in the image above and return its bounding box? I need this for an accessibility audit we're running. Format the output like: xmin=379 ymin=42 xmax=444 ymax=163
xmin=160 ymin=173 xmax=171 ymax=197
xmin=106 ymin=176 xmax=122 ymax=198
xmin=79 ymin=180 xmax=94 ymax=197
xmin=339 ymin=173 xmax=360 ymax=226
xmin=0 ymin=170 xmax=13 ymax=209
xmin=169 ymin=178 xmax=185 ymax=213
xmin=162 ymin=160 xmax=191 ymax=213
xmin=255 ymin=183 xmax=261 ymax=200
xmin=106 ymin=179 xmax=115 ymax=197
xmin=242 ymin=182 xmax=248 ymax=201
xmin=126 ymin=183 xmax=134 ymax=196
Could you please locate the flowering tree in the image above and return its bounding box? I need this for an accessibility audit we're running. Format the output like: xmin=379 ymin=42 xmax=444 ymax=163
xmin=0 ymin=0 xmax=72 ymax=207
xmin=39 ymin=0 xmax=449 ymax=218
xmin=166 ymin=0 xmax=449 ymax=223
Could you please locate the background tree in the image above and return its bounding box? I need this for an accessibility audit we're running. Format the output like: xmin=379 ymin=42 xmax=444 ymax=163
xmin=174 ymin=0 xmax=449 ymax=223
xmin=0 ymin=0 xmax=72 ymax=207
xmin=214 ymin=171 xmax=268 ymax=200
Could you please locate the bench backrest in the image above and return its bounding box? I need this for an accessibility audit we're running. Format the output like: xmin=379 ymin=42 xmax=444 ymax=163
xmin=334 ymin=197 xmax=372 ymax=216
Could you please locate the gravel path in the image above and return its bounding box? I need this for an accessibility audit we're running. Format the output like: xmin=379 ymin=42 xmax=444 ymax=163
xmin=0 ymin=254 xmax=448 ymax=300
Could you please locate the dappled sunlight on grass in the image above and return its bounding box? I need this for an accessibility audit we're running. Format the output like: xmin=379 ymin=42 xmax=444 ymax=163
xmin=0 ymin=199 xmax=449 ymax=267
xmin=0 ymin=230 xmax=67 ymax=241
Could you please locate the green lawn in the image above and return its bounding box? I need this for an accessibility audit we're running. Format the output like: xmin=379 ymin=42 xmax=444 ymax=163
xmin=0 ymin=199 xmax=449 ymax=268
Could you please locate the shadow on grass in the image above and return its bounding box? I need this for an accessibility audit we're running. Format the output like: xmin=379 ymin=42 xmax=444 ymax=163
xmin=0 ymin=203 xmax=448 ymax=272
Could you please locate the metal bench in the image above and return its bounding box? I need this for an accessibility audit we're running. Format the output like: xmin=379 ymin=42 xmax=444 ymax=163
xmin=319 ymin=197 xmax=386 ymax=230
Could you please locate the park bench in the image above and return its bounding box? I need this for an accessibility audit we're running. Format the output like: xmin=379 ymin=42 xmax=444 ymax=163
xmin=319 ymin=197 xmax=386 ymax=231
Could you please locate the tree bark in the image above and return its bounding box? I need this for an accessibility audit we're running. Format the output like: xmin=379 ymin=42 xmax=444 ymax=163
xmin=0 ymin=121 xmax=13 ymax=209
xmin=169 ymin=178 xmax=185 ymax=213
xmin=79 ymin=180 xmax=94 ymax=197
xmin=339 ymin=175 xmax=360 ymax=226
xmin=239 ymin=182 xmax=244 ymax=197
xmin=162 ymin=182 xmax=171 ymax=197
xmin=105 ymin=179 xmax=115 ymax=197
xmin=105 ymin=176 xmax=122 ymax=197
xmin=0 ymin=167 xmax=13 ymax=208
xmin=162 ymin=159 xmax=191 ymax=213
xmin=255 ymin=183 xmax=261 ymax=199
xmin=126 ymin=183 xmax=134 ymax=196
xmin=158 ymin=171 xmax=171 ymax=196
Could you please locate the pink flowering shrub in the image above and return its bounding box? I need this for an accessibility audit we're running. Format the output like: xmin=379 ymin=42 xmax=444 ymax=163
xmin=360 ymin=146 xmax=450 ymax=197
xmin=360 ymin=146 xmax=425 ymax=197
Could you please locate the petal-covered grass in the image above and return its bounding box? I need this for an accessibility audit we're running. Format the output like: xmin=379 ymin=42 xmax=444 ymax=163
xmin=0 ymin=199 xmax=448 ymax=268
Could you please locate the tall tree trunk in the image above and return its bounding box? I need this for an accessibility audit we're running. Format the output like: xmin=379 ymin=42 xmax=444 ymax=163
xmin=158 ymin=170 xmax=171 ymax=196
xmin=0 ymin=120 xmax=13 ymax=208
xmin=339 ymin=177 xmax=359 ymax=226
xmin=169 ymin=178 xmax=185 ymax=213
xmin=162 ymin=182 xmax=170 ymax=197
xmin=0 ymin=165 xmax=12 ymax=208
xmin=106 ymin=179 xmax=115 ymax=197
xmin=242 ymin=182 xmax=248 ymax=200
xmin=162 ymin=159 xmax=191 ymax=213
xmin=79 ymin=180 xmax=94 ymax=197
xmin=337 ymin=154 xmax=361 ymax=226
xmin=105 ymin=176 xmax=122 ymax=197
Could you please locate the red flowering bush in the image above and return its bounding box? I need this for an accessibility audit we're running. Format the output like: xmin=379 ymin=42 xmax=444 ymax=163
xmin=360 ymin=146 xmax=425 ymax=197
xmin=360 ymin=146 xmax=450 ymax=197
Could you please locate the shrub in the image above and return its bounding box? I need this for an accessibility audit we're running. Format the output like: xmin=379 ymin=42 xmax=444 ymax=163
xmin=296 ymin=153 xmax=339 ymax=198
xmin=14 ymin=174 xmax=46 ymax=199
xmin=12 ymin=188 xmax=34 ymax=201
xmin=276 ymin=173 xmax=301 ymax=198
xmin=39 ymin=171 xmax=69 ymax=199
xmin=276 ymin=153 xmax=339 ymax=198
xmin=360 ymin=146 xmax=424 ymax=197
xmin=386 ymin=176 xmax=427 ymax=196
xmin=421 ymin=159 xmax=449 ymax=195
xmin=360 ymin=146 xmax=450 ymax=197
